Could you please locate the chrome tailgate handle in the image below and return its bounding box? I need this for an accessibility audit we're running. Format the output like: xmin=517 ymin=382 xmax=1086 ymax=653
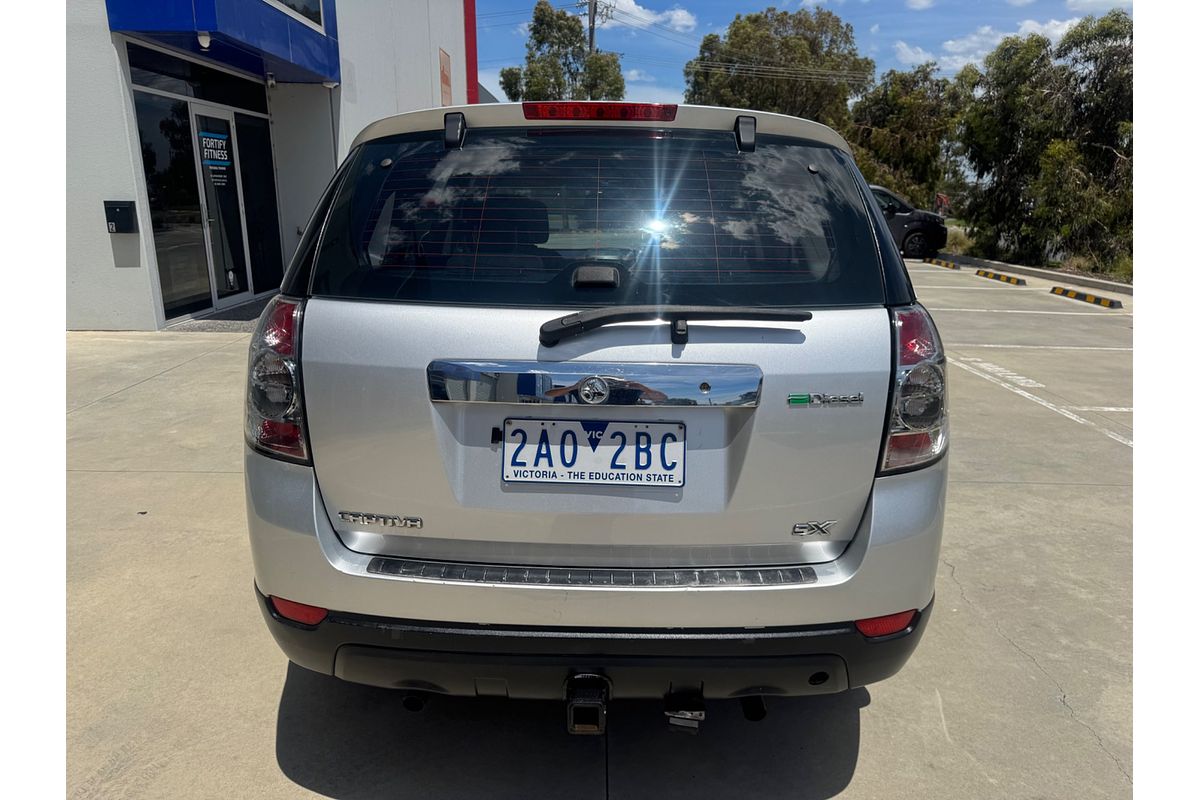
xmin=427 ymin=360 xmax=763 ymax=407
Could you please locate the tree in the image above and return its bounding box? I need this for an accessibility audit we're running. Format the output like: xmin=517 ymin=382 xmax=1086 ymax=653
xmin=956 ymin=10 xmax=1132 ymax=274
xmin=956 ymin=32 xmax=1072 ymax=263
xmin=847 ymin=63 xmax=967 ymax=208
xmin=682 ymin=7 xmax=873 ymax=129
xmin=499 ymin=0 xmax=625 ymax=101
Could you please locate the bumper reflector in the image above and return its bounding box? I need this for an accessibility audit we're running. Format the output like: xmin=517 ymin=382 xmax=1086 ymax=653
xmin=855 ymin=610 xmax=916 ymax=638
xmin=270 ymin=596 xmax=328 ymax=626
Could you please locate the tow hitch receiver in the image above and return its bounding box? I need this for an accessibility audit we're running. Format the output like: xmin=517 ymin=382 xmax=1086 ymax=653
xmin=565 ymin=674 xmax=609 ymax=735
xmin=664 ymin=691 xmax=706 ymax=734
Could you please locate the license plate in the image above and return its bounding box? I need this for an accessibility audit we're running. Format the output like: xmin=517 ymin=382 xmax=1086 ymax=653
xmin=502 ymin=419 xmax=685 ymax=487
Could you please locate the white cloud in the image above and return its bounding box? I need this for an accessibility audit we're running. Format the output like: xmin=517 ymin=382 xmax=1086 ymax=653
xmin=894 ymin=40 xmax=935 ymax=65
xmin=1007 ymin=0 xmax=1035 ymax=7
xmin=1017 ymin=17 xmax=1079 ymax=40
xmin=621 ymin=83 xmax=685 ymax=104
xmin=906 ymin=0 xmax=934 ymax=9
xmin=869 ymin=23 xmax=880 ymax=34
xmin=599 ymin=1 xmax=698 ymax=34
xmin=1066 ymin=0 xmax=1132 ymax=10
xmin=936 ymin=18 xmax=1079 ymax=71
xmin=624 ymin=69 xmax=656 ymax=82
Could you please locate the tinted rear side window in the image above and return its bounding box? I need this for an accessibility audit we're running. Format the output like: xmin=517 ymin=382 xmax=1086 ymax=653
xmin=311 ymin=128 xmax=883 ymax=308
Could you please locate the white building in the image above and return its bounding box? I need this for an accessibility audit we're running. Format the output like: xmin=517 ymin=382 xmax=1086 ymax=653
xmin=67 ymin=0 xmax=481 ymax=330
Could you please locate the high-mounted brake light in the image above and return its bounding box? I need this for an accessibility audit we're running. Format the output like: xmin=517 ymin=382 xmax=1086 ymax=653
xmin=880 ymin=304 xmax=948 ymax=473
xmin=246 ymin=296 xmax=309 ymax=463
xmin=522 ymin=102 xmax=678 ymax=121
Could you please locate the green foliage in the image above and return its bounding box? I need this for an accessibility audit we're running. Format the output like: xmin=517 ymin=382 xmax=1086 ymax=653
xmin=499 ymin=1 xmax=624 ymax=101
xmin=848 ymin=63 xmax=967 ymax=209
xmin=957 ymin=10 xmax=1132 ymax=276
xmin=682 ymin=7 xmax=873 ymax=129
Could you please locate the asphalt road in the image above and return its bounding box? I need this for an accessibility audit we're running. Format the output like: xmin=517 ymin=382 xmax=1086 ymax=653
xmin=66 ymin=260 xmax=1132 ymax=799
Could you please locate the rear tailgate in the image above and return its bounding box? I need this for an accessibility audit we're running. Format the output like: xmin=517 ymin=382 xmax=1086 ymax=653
xmin=297 ymin=106 xmax=896 ymax=569
xmin=303 ymin=302 xmax=890 ymax=567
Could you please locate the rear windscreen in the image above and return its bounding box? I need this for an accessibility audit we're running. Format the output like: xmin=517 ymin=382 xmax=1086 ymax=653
xmin=310 ymin=128 xmax=885 ymax=308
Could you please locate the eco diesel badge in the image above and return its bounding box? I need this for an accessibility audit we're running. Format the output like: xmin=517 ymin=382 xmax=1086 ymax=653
xmin=338 ymin=511 xmax=423 ymax=529
xmin=788 ymin=392 xmax=864 ymax=407
xmin=792 ymin=520 xmax=837 ymax=537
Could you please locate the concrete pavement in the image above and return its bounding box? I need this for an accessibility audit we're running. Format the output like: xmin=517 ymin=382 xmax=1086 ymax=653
xmin=66 ymin=262 xmax=1132 ymax=798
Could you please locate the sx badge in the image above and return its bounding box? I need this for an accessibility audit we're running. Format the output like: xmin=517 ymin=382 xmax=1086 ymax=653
xmin=792 ymin=520 xmax=837 ymax=537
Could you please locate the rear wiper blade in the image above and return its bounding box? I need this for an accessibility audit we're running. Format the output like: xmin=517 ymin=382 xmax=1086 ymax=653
xmin=539 ymin=305 xmax=813 ymax=347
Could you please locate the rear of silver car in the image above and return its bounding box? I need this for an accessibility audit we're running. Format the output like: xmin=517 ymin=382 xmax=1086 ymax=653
xmin=244 ymin=102 xmax=947 ymax=728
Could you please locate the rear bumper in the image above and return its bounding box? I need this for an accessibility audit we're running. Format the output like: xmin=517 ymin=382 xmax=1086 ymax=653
xmin=245 ymin=447 xmax=946 ymax=630
xmin=257 ymin=586 xmax=933 ymax=698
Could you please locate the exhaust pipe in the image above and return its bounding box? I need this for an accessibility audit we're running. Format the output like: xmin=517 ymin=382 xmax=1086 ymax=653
xmin=565 ymin=674 xmax=609 ymax=735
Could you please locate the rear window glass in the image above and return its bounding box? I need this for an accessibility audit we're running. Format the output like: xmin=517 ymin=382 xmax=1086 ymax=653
xmin=310 ymin=128 xmax=884 ymax=308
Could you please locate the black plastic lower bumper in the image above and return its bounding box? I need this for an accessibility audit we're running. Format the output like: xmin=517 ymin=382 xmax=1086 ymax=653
xmin=256 ymin=587 xmax=932 ymax=700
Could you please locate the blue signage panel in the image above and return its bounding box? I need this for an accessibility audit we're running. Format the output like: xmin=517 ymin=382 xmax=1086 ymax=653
xmin=105 ymin=0 xmax=339 ymax=83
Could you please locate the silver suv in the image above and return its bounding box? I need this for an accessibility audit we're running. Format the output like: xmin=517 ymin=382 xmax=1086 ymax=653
xmin=245 ymin=102 xmax=947 ymax=733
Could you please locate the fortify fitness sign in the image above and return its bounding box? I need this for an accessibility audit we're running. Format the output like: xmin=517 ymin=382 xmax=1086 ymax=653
xmin=199 ymin=131 xmax=230 ymax=187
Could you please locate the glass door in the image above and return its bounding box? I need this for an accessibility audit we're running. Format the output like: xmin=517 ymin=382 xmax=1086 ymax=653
xmin=133 ymin=92 xmax=214 ymax=319
xmin=191 ymin=106 xmax=254 ymax=307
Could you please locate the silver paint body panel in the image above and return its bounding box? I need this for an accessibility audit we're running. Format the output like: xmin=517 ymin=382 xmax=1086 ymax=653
xmin=245 ymin=446 xmax=945 ymax=627
xmin=300 ymin=300 xmax=892 ymax=568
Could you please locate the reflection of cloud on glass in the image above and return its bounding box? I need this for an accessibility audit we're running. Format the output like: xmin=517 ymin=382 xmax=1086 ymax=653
xmin=722 ymin=219 xmax=755 ymax=241
xmin=428 ymin=143 xmax=521 ymax=181
xmin=419 ymin=141 xmax=524 ymax=210
xmin=729 ymin=147 xmax=842 ymax=277
xmin=739 ymin=149 xmax=828 ymax=241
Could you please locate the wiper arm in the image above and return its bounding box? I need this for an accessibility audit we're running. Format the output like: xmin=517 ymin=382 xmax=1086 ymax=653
xmin=540 ymin=305 xmax=813 ymax=347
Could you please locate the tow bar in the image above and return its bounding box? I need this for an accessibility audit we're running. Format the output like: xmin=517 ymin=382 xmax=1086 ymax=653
xmin=565 ymin=674 xmax=609 ymax=735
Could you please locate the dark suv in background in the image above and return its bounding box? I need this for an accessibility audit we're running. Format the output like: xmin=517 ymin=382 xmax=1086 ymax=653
xmin=870 ymin=185 xmax=947 ymax=258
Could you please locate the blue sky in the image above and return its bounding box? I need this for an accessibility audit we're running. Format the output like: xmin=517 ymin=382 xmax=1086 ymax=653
xmin=476 ymin=0 xmax=1133 ymax=103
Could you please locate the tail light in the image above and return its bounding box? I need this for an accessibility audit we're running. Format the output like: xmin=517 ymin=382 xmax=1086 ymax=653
xmin=522 ymin=102 xmax=678 ymax=121
xmin=880 ymin=304 xmax=947 ymax=473
xmin=246 ymin=296 xmax=309 ymax=463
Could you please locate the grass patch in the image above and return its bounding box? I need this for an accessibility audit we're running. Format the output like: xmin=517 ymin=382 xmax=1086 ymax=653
xmin=943 ymin=227 xmax=972 ymax=255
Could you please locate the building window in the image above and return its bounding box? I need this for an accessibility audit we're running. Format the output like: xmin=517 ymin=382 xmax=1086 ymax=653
xmin=127 ymin=43 xmax=267 ymax=114
xmin=266 ymin=0 xmax=323 ymax=29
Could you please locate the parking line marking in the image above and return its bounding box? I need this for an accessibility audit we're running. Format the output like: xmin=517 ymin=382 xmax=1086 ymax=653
xmin=914 ymin=286 xmax=1044 ymax=291
xmin=945 ymin=344 xmax=1132 ymax=351
xmin=928 ymin=307 xmax=1131 ymax=316
xmin=1068 ymin=406 xmax=1133 ymax=413
xmin=947 ymin=356 xmax=1133 ymax=448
